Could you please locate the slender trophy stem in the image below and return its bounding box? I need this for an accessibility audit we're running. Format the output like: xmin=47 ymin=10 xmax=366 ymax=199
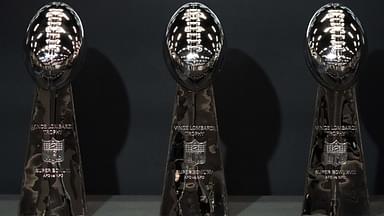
xmin=49 ymin=90 xmax=56 ymax=123
xmin=192 ymin=91 xmax=196 ymax=124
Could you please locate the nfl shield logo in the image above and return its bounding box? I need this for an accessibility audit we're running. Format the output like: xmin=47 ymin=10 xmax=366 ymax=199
xmin=184 ymin=139 xmax=206 ymax=165
xmin=324 ymin=139 xmax=348 ymax=166
xmin=42 ymin=137 xmax=64 ymax=164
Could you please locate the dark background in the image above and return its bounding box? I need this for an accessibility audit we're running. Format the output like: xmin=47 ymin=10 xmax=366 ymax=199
xmin=1 ymin=0 xmax=384 ymax=195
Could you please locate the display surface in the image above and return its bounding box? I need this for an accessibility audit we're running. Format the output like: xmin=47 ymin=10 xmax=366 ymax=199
xmin=20 ymin=2 xmax=87 ymax=216
xmin=160 ymin=2 xmax=228 ymax=215
xmin=302 ymin=3 xmax=369 ymax=216
xmin=5 ymin=195 xmax=384 ymax=216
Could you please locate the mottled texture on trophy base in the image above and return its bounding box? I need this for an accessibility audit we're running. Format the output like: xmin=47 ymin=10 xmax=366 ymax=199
xmin=20 ymin=85 xmax=86 ymax=216
xmin=302 ymin=86 xmax=369 ymax=216
xmin=161 ymin=85 xmax=228 ymax=216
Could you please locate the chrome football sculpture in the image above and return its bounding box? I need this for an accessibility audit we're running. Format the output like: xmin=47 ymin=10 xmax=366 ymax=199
xmin=165 ymin=2 xmax=224 ymax=91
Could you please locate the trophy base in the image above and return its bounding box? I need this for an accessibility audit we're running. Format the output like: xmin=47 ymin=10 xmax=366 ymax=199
xmin=161 ymin=85 xmax=228 ymax=216
xmin=302 ymin=86 xmax=369 ymax=216
xmin=19 ymin=85 xmax=87 ymax=216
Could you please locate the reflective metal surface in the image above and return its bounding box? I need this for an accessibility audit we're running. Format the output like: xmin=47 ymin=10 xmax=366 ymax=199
xmin=306 ymin=3 xmax=366 ymax=90
xmin=161 ymin=3 xmax=228 ymax=216
xmin=20 ymin=2 xmax=86 ymax=216
xmin=165 ymin=2 xmax=224 ymax=91
xmin=303 ymin=3 xmax=369 ymax=216
xmin=25 ymin=2 xmax=84 ymax=90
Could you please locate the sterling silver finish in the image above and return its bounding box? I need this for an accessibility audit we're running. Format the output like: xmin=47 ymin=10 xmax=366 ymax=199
xmin=165 ymin=2 xmax=224 ymax=91
xmin=306 ymin=3 xmax=366 ymax=90
xmin=161 ymin=3 xmax=228 ymax=216
xmin=303 ymin=3 xmax=369 ymax=216
xmin=25 ymin=2 xmax=84 ymax=90
xmin=20 ymin=2 xmax=86 ymax=216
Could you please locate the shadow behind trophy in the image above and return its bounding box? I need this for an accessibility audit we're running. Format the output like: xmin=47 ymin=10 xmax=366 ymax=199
xmin=358 ymin=50 xmax=384 ymax=195
xmin=215 ymin=48 xmax=280 ymax=196
xmin=72 ymin=47 xmax=129 ymax=196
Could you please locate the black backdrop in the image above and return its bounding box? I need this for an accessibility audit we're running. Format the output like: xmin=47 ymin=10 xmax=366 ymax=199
xmin=1 ymin=0 xmax=384 ymax=195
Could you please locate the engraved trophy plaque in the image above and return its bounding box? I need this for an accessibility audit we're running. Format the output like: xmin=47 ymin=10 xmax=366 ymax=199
xmin=160 ymin=2 xmax=228 ymax=216
xmin=302 ymin=3 xmax=369 ymax=216
xmin=20 ymin=2 xmax=86 ymax=216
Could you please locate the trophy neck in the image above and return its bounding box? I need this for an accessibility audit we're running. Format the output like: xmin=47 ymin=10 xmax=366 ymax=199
xmin=324 ymin=88 xmax=348 ymax=126
xmin=34 ymin=84 xmax=73 ymax=124
xmin=176 ymin=84 xmax=216 ymax=126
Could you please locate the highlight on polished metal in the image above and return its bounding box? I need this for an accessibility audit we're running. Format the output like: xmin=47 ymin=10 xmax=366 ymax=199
xmin=302 ymin=3 xmax=369 ymax=216
xmin=306 ymin=3 xmax=366 ymax=90
xmin=165 ymin=2 xmax=224 ymax=91
xmin=25 ymin=1 xmax=84 ymax=90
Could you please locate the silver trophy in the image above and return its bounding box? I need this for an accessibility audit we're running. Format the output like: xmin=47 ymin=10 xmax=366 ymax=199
xmin=302 ymin=3 xmax=369 ymax=216
xmin=20 ymin=2 xmax=86 ymax=215
xmin=161 ymin=2 xmax=228 ymax=215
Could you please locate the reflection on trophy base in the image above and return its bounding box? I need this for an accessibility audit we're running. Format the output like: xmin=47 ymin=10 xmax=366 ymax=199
xmin=161 ymin=85 xmax=228 ymax=216
xmin=302 ymin=87 xmax=369 ymax=216
xmin=20 ymin=85 xmax=86 ymax=216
